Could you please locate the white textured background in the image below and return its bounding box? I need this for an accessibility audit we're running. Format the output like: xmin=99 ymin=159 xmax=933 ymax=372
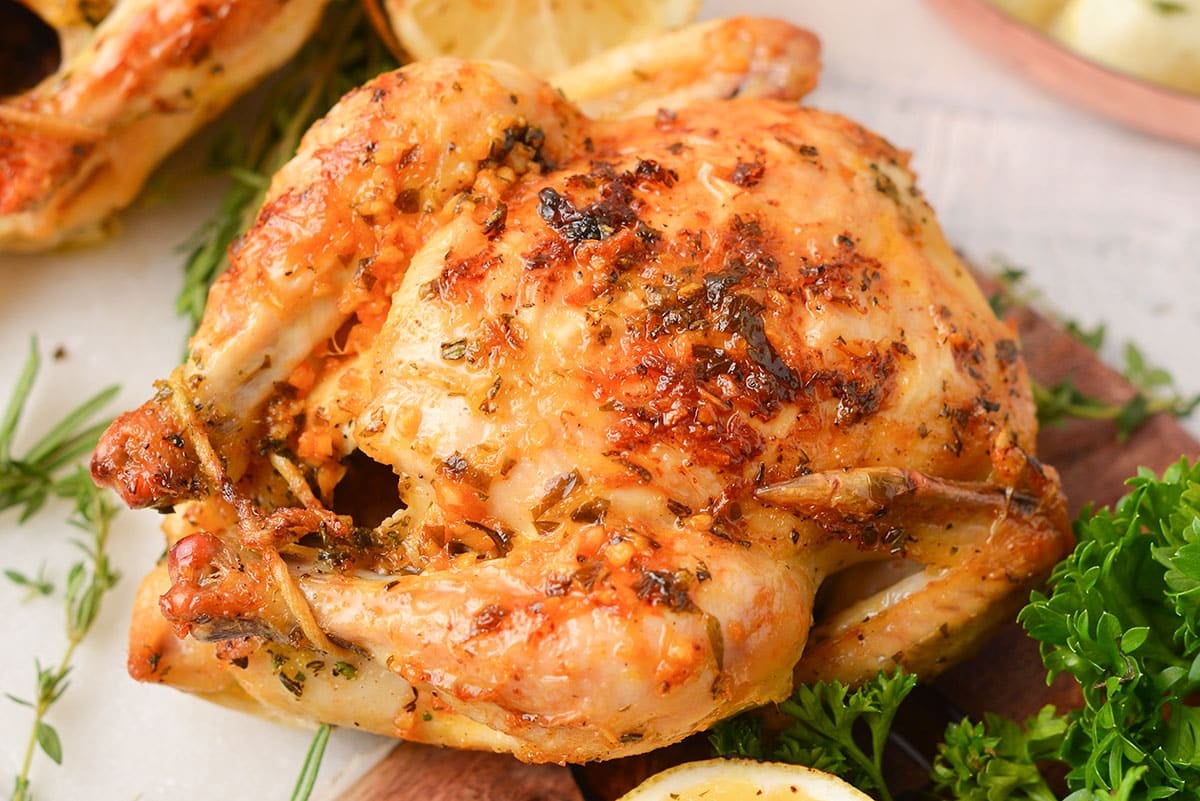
xmin=0 ymin=1 xmax=1197 ymax=799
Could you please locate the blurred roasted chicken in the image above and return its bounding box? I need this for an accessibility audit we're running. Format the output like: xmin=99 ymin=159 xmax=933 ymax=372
xmin=91 ymin=19 xmax=1070 ymax=764
xmin=0 ymin=0 xmax=326 ymax=251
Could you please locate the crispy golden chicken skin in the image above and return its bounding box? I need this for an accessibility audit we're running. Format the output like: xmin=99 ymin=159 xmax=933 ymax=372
xmin=92 ymin=51 xmax=1070 ymax=763
xmin=0 ymin=0 xmax=326 ymax=251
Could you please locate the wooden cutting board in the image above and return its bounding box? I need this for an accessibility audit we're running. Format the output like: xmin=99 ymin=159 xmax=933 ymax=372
xmin=335 ymin=292 xmax=1200 ymax=801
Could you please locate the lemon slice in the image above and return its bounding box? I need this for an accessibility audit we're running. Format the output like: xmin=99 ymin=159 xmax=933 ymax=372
xmin=381 ymin=0 xmax=700 ymax=75
xmin=616 ymin=759 xmax=875 ymax=801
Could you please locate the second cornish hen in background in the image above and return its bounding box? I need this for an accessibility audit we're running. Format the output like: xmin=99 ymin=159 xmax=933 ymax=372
xmin=91 ymin=26 xmax=1072 ymax=764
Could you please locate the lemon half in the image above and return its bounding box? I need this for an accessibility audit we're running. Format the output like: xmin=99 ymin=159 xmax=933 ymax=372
xmin=616 ymin=759 xmax=875 ymax=801
xmin=382 ymin=0 xmax=700 ymax=75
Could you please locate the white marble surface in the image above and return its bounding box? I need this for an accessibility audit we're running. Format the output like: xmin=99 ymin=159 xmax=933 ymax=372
xmin=0 ymin=2 xmax=1197 ymax=800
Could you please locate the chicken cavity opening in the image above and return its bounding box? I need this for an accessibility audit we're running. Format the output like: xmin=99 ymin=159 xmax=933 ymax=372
xmin=331 ymin=449 xmax=406 ymax=530
xmin=813 ymin=559 xmax=926 ymax=622
xmin=0 ymin=1 xmax=62 ymax=97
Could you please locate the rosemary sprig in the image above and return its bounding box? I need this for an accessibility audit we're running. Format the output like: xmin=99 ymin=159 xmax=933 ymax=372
xmin=0 ymin=340 xmax=118 ymax=520
xmin=290 ymin=724 xmax=333 ymax=801
xmin=177 ymin=0 xmax=399 ymax=331
xmin=8 ymin=471 xmax=119 ymax=801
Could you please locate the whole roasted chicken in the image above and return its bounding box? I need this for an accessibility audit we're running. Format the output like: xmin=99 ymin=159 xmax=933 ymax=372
xmin=92 ymin=24 xmax=1071 ymax=764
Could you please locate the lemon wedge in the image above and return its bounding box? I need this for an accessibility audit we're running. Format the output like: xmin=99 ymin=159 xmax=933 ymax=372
xmin=616 ymin=759 xmax=875 ymax=801
xmin=380 ymin=0 xmax=700 ymax=75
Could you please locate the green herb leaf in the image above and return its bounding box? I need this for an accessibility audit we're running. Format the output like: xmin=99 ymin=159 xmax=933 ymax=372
xmin=1018 ymin=458 xmax=1200 ymax=798
xmin=35 ymin=721 xmax=62 ymax=765
xmin=931 ymin=706 xmax=1065 ymax=801
xmin=708 ymin=713 xmax=764 ymax=760
xmin=3 ymin=566 xmax=54 ymax=600
xmin=711 ymin=669 xmax=916 ymax=801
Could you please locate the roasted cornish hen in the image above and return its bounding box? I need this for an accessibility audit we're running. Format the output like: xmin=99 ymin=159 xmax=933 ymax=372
xmin=0 ymin=0 xmax=325 ymax=251
xmin=91 ymin=45 xmax=1070 ymax=764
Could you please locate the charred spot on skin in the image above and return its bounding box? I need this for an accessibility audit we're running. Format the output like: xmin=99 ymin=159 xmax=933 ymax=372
xmin=483 ymin=123 xmax=549 ymax=171
xmin=431 ymin=251 xmax=506 ymax=301
xmin=774 ymin=135 xmax=821 ymax=164
xmin=715 ymin=293 xmax=803 ymax=399
xmin=731 ymin=159 xmax=765 ymax=187
xmin=977 ymin=396 xmax=1001 ymax=413
xmin=394 ymin=188 xmax=421 ymax=214
xmin=571 ymin=560 xmax=607 ymax=591
xmin=634 ymin=569 xmax=697 ymax=612
xmin=995 ymin=338 xmax=1020 ymax=366
xmin=609 ymin=455 xmax=653 ymax=483
xmin=634 ymin=159 xmax=678 ymax=187
xmin=470 ymin=604 xmax=508 ymax=637
xmin=537 ymin=185 xmax=631 ymax=242
xmin=666 ymin=498 xmax=692 ymax=518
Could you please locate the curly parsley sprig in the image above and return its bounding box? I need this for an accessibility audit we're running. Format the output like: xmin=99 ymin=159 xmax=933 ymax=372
xmin=711 ymin=670 xmax=918 ymax=801
xmin=1019 ymin=458 xmax=1200 ymax=799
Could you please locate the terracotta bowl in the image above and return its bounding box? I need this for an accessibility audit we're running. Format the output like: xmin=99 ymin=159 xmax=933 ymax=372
xmin=926 ymin=0 xmax=1200 ymax=148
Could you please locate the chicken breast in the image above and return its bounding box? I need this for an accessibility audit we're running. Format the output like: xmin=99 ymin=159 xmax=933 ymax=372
xmin=92 ymin=54 xmax=1071 ymax=763
xmin=0 ymin=0 xmax=326 ymax=251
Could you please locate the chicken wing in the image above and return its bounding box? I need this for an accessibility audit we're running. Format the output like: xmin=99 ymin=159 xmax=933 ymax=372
xmin=92 ymin=46 xmax=1071 ymax=764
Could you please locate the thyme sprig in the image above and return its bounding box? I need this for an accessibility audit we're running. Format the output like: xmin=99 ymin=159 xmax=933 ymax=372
xmin=8 ymin=471 xmax=119 ymax=801
xmin=3 ymin=342 xmax=121 ymax=800
xmin=0 ymin=340 xmax=118 ymax=520
xmin=989 ymin=266 xmax=1199 ymax=439
xmin=1033 ymin=341 xmax=1200 ymax=440
xmin=177 ymin=0 xmax=399 ymax=331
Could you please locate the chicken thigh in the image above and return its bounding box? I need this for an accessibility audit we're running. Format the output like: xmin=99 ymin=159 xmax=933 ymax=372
xmin=92 ymin=52 xmax=1071 ymax=763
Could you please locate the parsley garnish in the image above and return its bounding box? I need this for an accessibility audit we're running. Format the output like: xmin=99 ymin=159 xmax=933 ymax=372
xmin=711 ymin=670 xmax=917 ymax=801
xmin=1018 ymin=458 xmax=1200 ymax=798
